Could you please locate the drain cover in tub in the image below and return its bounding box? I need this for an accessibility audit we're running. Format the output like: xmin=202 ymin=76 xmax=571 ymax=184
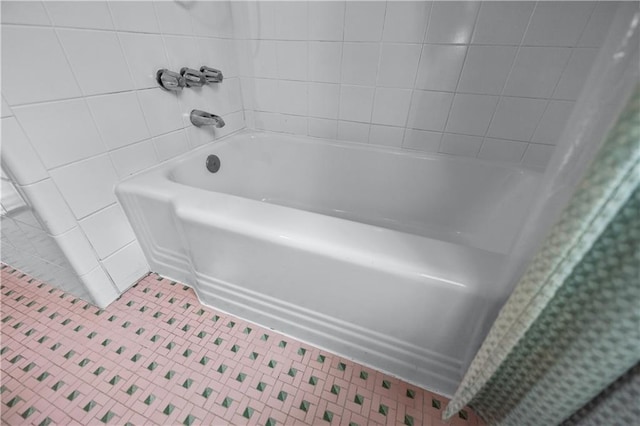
xmin=206 ymin=154 xmax=220 ymax=173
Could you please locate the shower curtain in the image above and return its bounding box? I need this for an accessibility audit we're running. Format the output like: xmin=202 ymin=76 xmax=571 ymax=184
xmin=443 ymin=87 xmax=639 ymax=425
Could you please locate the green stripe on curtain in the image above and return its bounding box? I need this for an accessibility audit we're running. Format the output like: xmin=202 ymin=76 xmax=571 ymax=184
xmin=443 ymin=86 xmax=640 ymax=425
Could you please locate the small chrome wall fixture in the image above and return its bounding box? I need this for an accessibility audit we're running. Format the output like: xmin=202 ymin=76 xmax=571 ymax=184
xmin=200 ymin=66 xmax=223 ymax=83
xmin=156 ymin=66 xmax=223 ymax=91
xmin=156 ymin=69 xmax=185 ymax=91
xmin=180 ymin=67 xmax=205 ymax=87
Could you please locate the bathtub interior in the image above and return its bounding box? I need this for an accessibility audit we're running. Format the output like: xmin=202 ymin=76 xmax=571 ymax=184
xmin=168 ymin=132 xmax=542 ymax=254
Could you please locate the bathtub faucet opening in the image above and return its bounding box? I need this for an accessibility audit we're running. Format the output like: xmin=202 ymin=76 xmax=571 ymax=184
xmin=190 ymin=110 xmax=225 ymax=128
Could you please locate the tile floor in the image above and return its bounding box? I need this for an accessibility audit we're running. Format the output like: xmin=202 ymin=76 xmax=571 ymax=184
xmin=0 ymin=264 xmax=482 ymax=426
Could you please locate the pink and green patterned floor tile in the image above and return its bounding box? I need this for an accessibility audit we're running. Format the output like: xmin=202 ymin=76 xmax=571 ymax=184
xmin=0 ymin=264 xmax=482 ymax=426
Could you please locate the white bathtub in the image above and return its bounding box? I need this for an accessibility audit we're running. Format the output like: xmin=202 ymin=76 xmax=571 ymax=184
xmin=116 ymin=130 xmax=541 ymax=395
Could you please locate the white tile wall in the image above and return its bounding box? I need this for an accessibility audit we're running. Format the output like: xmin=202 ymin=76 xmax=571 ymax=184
xmin=0 ymin=181 xmax=93 ymax=301
xmin=153 ymin=129 xmax=190 ymax=162
xmin=86 ymin=92 xmax=150 ymax=150
xmin=1 ymin=118 xmax=49 ymax=185
xmin=79 ymin=204 xmax=136 ymax=260
xmin=13 ymin=99 xmax=105 ymax=169
xmin=238 ymin=1 xmax=617 ymax=168
xmin=308 ymin=2 xmax=345 ymax=41
xmin=49 ymin=154 xmax=119 ymax=219
xmin=1 ymin=0 xmax=245 ymax=304
xmin=102 ymin=241 xmax=148 ymax=292
xmin=1 ymin=26 xmax=82 ymax=105
xmin=58 ymin=28 xmax=135 ymax=96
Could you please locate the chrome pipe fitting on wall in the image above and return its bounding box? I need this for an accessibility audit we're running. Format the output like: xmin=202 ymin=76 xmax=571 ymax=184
xmin=200 ymin=66 xmax=223 ymax=83
xmin=156 ymin=66 xmax=223 ymax=91
xmin=180 ymin=67 xmax=206 ymax=87
xmin=156 ymin=69 xmax=185 ymax=91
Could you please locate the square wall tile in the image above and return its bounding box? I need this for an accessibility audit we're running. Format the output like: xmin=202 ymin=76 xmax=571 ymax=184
xmin=119 ymin=33 xmax=169 ymax=90
xmin=153 ymin=129 xmax=190 ymax=162
xmin=523 ymin=143 xmax=555 ymax=168
xmin=236 ymin=41 xmax=254 ymax=77
xmin=553 ymin=48 xmax=599 ymax=100
xmin=487 ymin=97 xmax=547 ymax=141
xmin=371 ymin=88 xmax=412 ymax=127
xmin=425 ymin=1 xmax=480 ymax=44
xmin=275 ymin=1 xmax=308 ymax=40
xmin=1 ymin=26 xmax=81 ymax=105
xmin=247 ymin=40 xmax=278 ymax=79
xmin=218 ymin=78 xmax=244 ymax=114
xmin=478 ymin=138 xmax=527 ymax=163
xmin=52 ymin=227 xmax=99 ymax=276
xmin=80 ymin=203 xmax=136 ymax=260
xmin=472 ymin=2 xmax=534 ymax=45
xmin=309 ymin=1 xmax=345 ymax=41
xmin=309 ymin=42 xmax=342 ymax=83
xmin=344 ymin=1 xmax=386 ymax=41
xmin=254 ymin=111 xmax=282 ymax=132
xmin=44 ymin=1 xmax=113 ymax=30
xmin=403 ymin=129 xmax=442 ymax=152
xmin=252 ymin=78 xmax=279 ymax=112
xmin=192 ymin=1 xmax=233 ymax=38
xmin=523 ymin=2 xmax=595 ymax=47
xmin=248 ymin=1 xmax=277 ymax=40
xmin=578 ymin=2 xmax=619 ymax=47
xmin=383 ymin=1 xmax=431 ymax=43
xmin=278 ymin=81 xmax=308 ymax=116
xmin=1 ymin=118 xmax=48 ymax=185
xmin=19 ymin=179 xmax=77 ymax=236
xmin=341 ymin=43 xmax=380 ymax=86
xmin=503 ymin=47 xmax=571 ymax=98
xmin=439 ymin=133 xmax=482 ymax=157
xmin=153 ymin=0 xmax=195 ymax=35
xmin=531 ymin=100 xmax=575 ymax=145
xmin=79 ymin=265 xmax=119 ymax=308
xmin=57 ymin=29 xmax=134 ymax=96
xmin=282 ymin=114 xmax=308 ymax=135
xmin=49 ymin=154 xmax=119 ymax=219
xmin=108 ymin=1 xmax=159 ymax=33
xmin=407 ymin=90 xmax=454 ymax=132
xmin=276 ymin=41 xmax=308 ymax=81
xmin=200 ymin=38 xmax=239 ymax=79
xmin=185 ymin=125 xmax=215 ymax=149
xmin=457 ymin=46 xmax=517 ymax=95
xmin=445 ymin=94 xmax=499 ymax=137
xmin=439 ymin=133 xmax=483 ymax=157
xmin=1 ymin=0 xmax=50 ymax=25
xmin=339 ymin=85 xmax=375 ymax=123
xmin=109 ymin=140 xmax=158 ymax=179
xmin=308 ymin=118 xmax=338 ymax=139
xmin=87 ymin=92 xmax=150 ymax=151
xmin=162 ymin=35 xmax=200 ymax=74
xmin=377 ymin=44 xmax=421 ymax=89
xmin=369 ymin=125 xmax=404 ymax=148
xmin=308 ymin=83 xmax=340 ymax=120
xmin=13 ymin=99 xmax=105 ymax=170
xmin=137 ymin=88 xmax=184 ymax=137
xmin=338 ymin=121 xmax=370 ymax=143
xmin=415 ymin=45 xmax=467 ymax=92
xmin=102 ymin=241 xmax=149 ymax=292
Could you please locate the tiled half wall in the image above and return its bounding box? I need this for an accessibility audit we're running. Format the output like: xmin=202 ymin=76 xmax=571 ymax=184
xmin=235 ymin=1 xmax=618 ymax=168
